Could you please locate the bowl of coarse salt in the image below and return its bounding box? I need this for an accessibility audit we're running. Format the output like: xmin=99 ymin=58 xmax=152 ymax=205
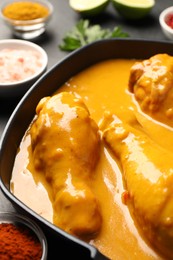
xmin=0 ymin=39 xmax=48 ymax=98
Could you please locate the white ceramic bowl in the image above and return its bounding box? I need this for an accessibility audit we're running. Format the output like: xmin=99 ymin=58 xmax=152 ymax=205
xmin=0 ymin=0 xmax=53 ymax=39
xmin=0 ymin=212 xmax=48 ymax=259
xmin=0 ymin=39 xmax=48 ymax=98
xmin=159 ymin=6 xmax=173 ymax=40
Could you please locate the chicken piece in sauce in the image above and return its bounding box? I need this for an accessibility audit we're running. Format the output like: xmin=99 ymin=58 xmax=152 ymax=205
xmin=30 ymin=91 xmax=102 ymax=240
xmin=128 ymin=53 xmax=173 ymax=128
xmin=100 ymin=111 xmax=173 ymax=259
xmin=98 ymin=54 xmax=173 ymax=257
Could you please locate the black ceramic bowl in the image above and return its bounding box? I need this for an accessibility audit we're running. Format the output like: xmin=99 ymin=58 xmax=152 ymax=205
xmin=1 ymin=39 xmax=173 ymax=259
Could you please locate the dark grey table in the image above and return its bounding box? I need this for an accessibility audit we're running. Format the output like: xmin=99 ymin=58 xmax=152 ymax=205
xmin=0 ymin=0 xmax=173 ymax=258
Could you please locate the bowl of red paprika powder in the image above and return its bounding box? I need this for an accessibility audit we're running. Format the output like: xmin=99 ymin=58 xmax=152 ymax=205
xmin=159 ymin=6 xmax=173 ymax=40
xmin=0 ymin=212 xmax=48 ymax=260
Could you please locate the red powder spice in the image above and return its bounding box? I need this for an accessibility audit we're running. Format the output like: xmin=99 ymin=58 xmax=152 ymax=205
xmin=165 ymin=13 xmax=173 ymax=29
xmin=0 ymin=222 xmax=42 ymax=260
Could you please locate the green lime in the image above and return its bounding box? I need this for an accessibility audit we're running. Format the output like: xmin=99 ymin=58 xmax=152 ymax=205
xmin=111 ymin=0 xmax=155 ymax=20
xmin=69 ymin=0 xmax=110 ymax=16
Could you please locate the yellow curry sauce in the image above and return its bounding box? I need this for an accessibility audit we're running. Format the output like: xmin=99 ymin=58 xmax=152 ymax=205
xmin=11 ymin=58 xmax=172 ymax=259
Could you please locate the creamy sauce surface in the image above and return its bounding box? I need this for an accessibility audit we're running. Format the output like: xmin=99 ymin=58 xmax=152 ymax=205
xmin=11 ymin=59 xmax=167 ymax=260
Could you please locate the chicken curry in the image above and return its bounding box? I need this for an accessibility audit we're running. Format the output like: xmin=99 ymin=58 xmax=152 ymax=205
xmin=11 ymin=54 xmax=173 ymax=259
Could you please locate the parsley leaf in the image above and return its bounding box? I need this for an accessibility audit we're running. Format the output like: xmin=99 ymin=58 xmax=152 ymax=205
xmin=59 ymin=19 xmax=129 ymax=51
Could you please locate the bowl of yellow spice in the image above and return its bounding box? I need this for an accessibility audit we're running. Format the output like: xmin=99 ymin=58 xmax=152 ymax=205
xmin=0 ymin=0 xmax=53 ymax=39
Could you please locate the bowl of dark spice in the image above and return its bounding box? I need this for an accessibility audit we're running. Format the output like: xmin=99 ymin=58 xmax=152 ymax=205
xmin=0 ymin=0 xmax=53 ymax=39
xmin=0 ymin=212 xmax=47 ymax=260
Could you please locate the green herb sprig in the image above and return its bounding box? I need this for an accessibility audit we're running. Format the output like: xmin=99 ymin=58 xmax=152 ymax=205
xmin=59 ymin=19 xmax=129 ymax=52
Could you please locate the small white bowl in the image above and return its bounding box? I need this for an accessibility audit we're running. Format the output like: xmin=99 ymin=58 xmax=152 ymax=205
xmin=0 ymin=39 xmax=48 ymax=98
xmin=159 ymin=6 xmax=173 ymax=40
xmin=0 ymin=0 xmax=53 ymax=39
